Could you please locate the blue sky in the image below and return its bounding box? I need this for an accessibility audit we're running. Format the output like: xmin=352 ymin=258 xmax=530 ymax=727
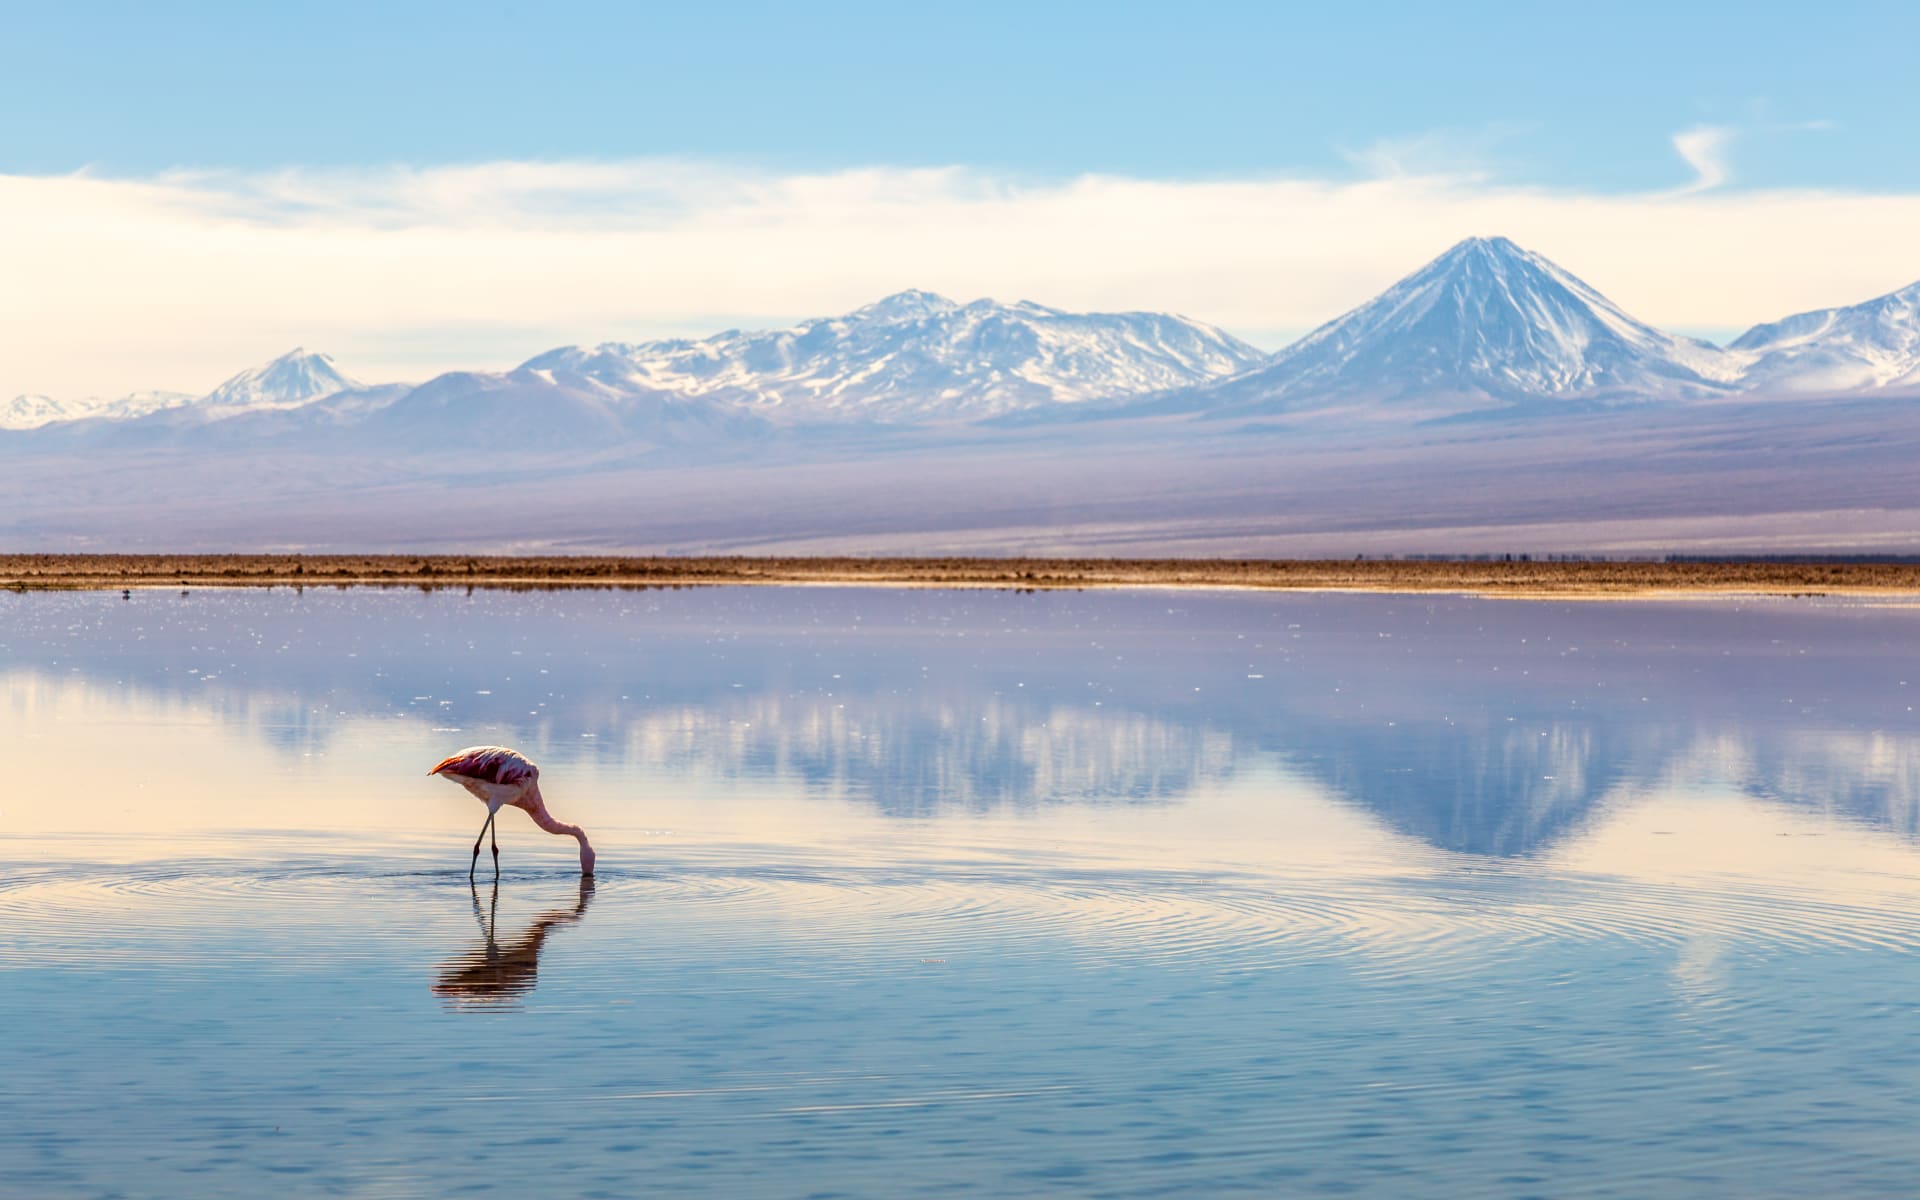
xmin=6 ymin=0 xmax=1920 ymax=396
xmin=7 ymin=0 xmax=1914 ymax=191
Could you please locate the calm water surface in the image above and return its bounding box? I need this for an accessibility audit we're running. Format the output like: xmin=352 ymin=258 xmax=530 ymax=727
xmin=4 ymin=586 xmax=1920 ymax=1198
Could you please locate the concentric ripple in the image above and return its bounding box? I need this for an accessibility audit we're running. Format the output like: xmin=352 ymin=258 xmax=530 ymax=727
xmin=11 ymin=838 xmax=1920 ymax=1197
xmin=8 ymin=837 xmax=1920 ymax=982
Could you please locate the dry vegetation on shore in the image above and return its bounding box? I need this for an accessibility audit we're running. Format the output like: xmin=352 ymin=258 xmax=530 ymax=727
xmin=5 ymin=554 xmax=1920 ymax=598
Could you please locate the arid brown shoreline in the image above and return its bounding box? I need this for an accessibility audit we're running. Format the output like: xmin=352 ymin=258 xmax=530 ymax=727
xmin=5 ymin=554 xmax=1920 ymax=598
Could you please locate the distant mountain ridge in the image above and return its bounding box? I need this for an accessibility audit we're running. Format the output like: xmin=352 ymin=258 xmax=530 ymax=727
xmin=520 ymin=289 xmax=1270 ymax=422
xmin=0 ymin=394 xmax=91 ymax=429
xmin=8 ymin=246 xmax=1920 ymax=561
xmin=1729 ymin=280 xmax=1920 ymax=394
xmin=0 ymin=388 xmax=200 ymax=429
xmin=7 ymin=247 xmax=1920 ymax=438
xmin=1 ymin=349 xmax=359 ymax=430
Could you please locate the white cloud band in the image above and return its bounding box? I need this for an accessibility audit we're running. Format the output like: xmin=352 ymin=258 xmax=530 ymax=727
xmin=6 ymin=160 xmax=1920 ymax=397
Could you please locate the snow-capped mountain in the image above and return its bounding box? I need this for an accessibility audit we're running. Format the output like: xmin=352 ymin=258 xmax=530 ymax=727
xmin=1 ymin=394 xmax=91 ymax=430
xmin=0 ymin=389 xmax=197 ymax=429
xmin=197 ymin=348 xmax=361 ymax=414
xmin=91 ymin=389 xmax=199 ymax=421
xmin=1184 ymin=236 xmax=1739 ymax=417
xmin=3 ymin=350 xmax=359 ymax=432
xmin=520 ymin=289 xmax=1269 ymax=421
xmin=1728 ymin=279 xmax=1920 ymax=394
xmin=10 ymin=254 xmax=1920 ymax=452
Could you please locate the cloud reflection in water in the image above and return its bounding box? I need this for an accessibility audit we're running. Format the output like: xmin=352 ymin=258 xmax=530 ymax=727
xmin=2 ymin=586 xmax=1918 ymax=861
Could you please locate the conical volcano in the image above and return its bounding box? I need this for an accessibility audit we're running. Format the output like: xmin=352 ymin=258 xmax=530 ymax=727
xmin=1195 ymin=236 xmax=1737 ymax=417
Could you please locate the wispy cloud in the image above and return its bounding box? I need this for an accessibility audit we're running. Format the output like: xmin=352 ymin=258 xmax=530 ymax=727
xmin=1339 ymin=123 xmax=1536 ymax=182
xmin=5 ymin=156 xmax=1920 ymax=398
xmin=1671 ymin=125 xmax=1737 ymax=193
xmin=1670 ymin=118 xmax=1840 ymax=194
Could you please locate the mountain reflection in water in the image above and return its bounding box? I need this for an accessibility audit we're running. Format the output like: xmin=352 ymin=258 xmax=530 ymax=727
xmin=433 ymin=877 xmax=595 ymax=1005
xmin=2 ymin=585 xmax=1916 ymax=859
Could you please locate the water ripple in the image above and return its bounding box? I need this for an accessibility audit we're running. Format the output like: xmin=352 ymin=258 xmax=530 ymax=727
xmin=7 ymin=843 xmax=1920 ymax=981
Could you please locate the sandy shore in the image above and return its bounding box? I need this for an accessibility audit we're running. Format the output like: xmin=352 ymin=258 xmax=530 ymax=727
xmin=5 ymin=554 xmax=1920 ymax=598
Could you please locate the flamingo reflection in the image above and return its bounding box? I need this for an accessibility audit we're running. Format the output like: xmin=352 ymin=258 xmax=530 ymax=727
xmin=433 ymin=876 xmax=595 ymax=1005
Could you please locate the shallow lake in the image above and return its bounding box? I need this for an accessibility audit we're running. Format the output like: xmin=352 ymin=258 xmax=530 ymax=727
xmin=5 ymin=585 xmax=1920 ymax=1198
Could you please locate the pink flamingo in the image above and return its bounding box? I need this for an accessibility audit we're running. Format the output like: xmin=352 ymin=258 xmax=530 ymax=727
xmin=429 ymin=746 xmax=596 ymax=879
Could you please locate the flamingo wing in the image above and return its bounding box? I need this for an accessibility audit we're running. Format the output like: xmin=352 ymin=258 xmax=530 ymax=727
xmin=429 ymin=745 xmax=539 ymax=786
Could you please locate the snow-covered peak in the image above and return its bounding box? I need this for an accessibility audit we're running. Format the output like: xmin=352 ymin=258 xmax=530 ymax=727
xmin=200 ymin=349 xmax=361 ymax=413
xmin=1728 ymin=279 xmax=1920 ymax=393
xmin=94 ymin=390 xmax=199 ymax=420
xmin=1341 ymin=235 xmax=1736 ymax=387
xmin=2 ymin=394 xmax=72 ymax=430
xmin=518 ymin=293 xmax=1270 ymax=421
xmin=0 ymin=389 xmax=197 ymax=429
xmin=1191 ymin=236 xmax=1738 ymax=416
xmin=0 ymin=394 xmax=89 ymax=430
xmin=849 ymin=289 xmax=962 ymax=324
xmin=0 ymin=351 xmax=355 ymax=432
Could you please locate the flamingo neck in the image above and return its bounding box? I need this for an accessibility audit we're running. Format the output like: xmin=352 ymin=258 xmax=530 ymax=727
xmin=520 ymin=784 xmax=596 ymax=875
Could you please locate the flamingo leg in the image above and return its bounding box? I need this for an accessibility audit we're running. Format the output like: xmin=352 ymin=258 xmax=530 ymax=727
xmin=469 ymin=812 xmax=496 ymax=882
xmin=474 ymin=879 xmax=501 ymax=958
xmin=489 ymin=814 xmax=500 ymax=879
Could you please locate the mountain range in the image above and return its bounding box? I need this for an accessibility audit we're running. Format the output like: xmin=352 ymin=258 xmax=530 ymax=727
xmin=1 ymin=295 xmax=1267 ymax=434
xmin=1 ymin=349 xmax=361 ymax=431
xmin=520 ymin=288 xmax=1269 ymax=422
xmin=7 ymin=236 xmax=1920 ymax=558
xmin=7 ymin=237 xmax=1917 ymax=437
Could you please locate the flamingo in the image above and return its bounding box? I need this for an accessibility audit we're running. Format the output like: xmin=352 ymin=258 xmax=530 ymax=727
xmin=429 ymin=746 xmax=596 ymax=879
